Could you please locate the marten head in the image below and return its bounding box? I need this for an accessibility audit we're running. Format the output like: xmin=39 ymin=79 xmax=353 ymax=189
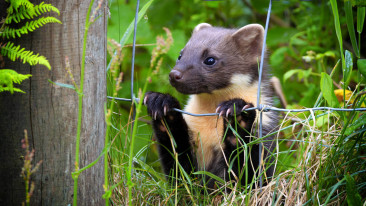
xmin=169 ymin=23 xmax=265 ymax=95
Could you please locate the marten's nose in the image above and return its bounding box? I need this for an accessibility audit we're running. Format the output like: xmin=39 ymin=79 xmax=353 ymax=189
xmin=169 ymin=70 xmax=183 ymax=82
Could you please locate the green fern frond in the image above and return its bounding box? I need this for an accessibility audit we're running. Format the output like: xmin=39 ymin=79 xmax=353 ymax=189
xmin=0 ymin=0 xmax=58 ymax=95
xmin=0 ymin=87 xmax=26 ymax=93
xmin=1 ymin=42 xmax=51 ymax=69
xmin=7 ymin=0 xmax=34 ymax=14
xmin=5 ymin=2 xmax=60 ymax=24
xmin=35 ymin=2 xmax=60 ymax=16
xmin=0 ymin=69 xmax=32 ymax=94
xmin=1 ymin=17 xmax=62 ymax=39
xmin=5 ymin=7 xmax=32 ymax=24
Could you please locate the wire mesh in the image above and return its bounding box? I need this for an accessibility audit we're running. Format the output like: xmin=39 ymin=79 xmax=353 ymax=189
xmin=107 ymin=96 xmax=366 ymax=114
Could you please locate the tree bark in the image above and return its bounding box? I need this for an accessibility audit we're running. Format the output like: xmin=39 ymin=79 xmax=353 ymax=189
xmin=0 ymin=0 xmax=107 ymax=205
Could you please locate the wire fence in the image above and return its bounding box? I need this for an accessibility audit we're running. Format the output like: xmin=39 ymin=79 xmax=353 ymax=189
xmin=107 ymin=96 xmax=366 ymax=114
xmin=109 ymin=0 xmax=366 ymax=189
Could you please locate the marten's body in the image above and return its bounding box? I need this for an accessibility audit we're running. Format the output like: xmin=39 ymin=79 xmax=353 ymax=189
xmin=144 ymin=23 xmax=278 ymax=189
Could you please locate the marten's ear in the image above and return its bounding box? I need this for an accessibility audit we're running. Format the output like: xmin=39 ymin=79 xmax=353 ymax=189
xmin=232 ymin=24 xmax=264 ymax=56
xmin=193 ymin=23 xmax=212 ymax=33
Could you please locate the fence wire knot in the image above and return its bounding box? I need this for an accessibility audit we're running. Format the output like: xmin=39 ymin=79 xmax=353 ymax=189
xmin=258 ymin=104 xmax=270 ymax=112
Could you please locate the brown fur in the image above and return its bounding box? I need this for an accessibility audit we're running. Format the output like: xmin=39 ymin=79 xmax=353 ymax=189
xmin=144 ymin=23 xmax=279 ymax=187
xmin=172 ymin=23 xmax=277 ymax=171
xmin=184 ymin=75 xmax=274 ymax=169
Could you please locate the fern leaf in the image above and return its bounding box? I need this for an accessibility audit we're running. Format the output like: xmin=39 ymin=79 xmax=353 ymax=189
xmin=1 ymin=17 xmax=62 ymax=39
xmin=6 ymin=6 xmax=35 ymax=24
xmin=1 ymin=42 xmax=51 ymax=69
xmin=35 ymin=2 xmax=60 ymax=16
xmin=5 ymin=2 xmax=60 ymax=24
xmin=8 ymin=0 xmax=34 ymax=14
xmin=0 ymin=87 xmax=26 ymax=93
xmin=0 ymin=69 xmax=31 ymax=94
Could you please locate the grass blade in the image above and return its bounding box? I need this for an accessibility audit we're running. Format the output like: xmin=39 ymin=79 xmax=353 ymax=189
xmin=48 ymin=79 xmax=76 ymax=90
xmin=357 ymin=7 xmax=365 ymax=52
xmin=120 ymin=0 xmax=153 ymax=47
xmin=344 ymin=50 xmax=353 ymax=88
xmin=323 ymin=177 xmax=345 ymax=205
xmin=193 ymin=171 xmax=226 ymax=185
xmin=357 ymin=59 xmax=366 ymax=77
xmin=106 ymin=0 xmax=154 ymax=71
xmin=330 ymin=0 xmax=345 ymax=73
xmin=345 ymin=174 xmax=362 ymax=206
xmin=345 ymin=1 xmax=359 ymax=57
xmin=357 ymin=7 xmax=365 ymax=33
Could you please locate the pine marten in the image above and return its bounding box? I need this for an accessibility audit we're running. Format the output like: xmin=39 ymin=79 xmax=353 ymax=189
xmin=144 ymin=23 xmax=278 ymax=189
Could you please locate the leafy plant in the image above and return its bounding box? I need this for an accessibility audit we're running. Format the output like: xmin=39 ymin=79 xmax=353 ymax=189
xmin=1 ymin=42 xmax=50 ymax=68
xmin=0 ymin=69 xmax=31 ymax=93
xmin=0 ymin=0 xmax=61 ymax=94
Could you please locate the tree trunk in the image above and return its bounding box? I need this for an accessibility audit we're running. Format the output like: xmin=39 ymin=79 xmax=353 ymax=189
xmin=0 ymin=0 xmax=107 ymax=205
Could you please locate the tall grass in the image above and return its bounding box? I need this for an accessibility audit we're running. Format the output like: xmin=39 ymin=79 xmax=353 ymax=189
xmin=108 ymin=99 xmax=365 ymax=205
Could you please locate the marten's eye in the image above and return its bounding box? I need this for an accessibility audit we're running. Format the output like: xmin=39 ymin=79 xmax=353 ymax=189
xmin=204 ymin=57 xmax=216 ymax=65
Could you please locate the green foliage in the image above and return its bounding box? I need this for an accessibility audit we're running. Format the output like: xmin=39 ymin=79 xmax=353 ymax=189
xmin=0 ymin=0 xmax=61 ymax=94
xmin=7 ymin=0 xmax=33 ymax=12
xmin=107 ymin=0 xmax=366 ymax=204
xmin=1 ymin=17 xmax=61 ymax=39
xmin=1 ymin=42 xmax=51 ymax=69
xmin=345 ymin=114 xmax=366 ymax=136
xmin=344 ymin=50 xmax=353 ymax=87
xmin=5 ymin=2 xmax=60 ymax=24
xmin=346 ymin=174 xmax=362 ymax=206
xmin=0 ymin=69 xmax=31 ymax=93
xmin=357 ymin=7 xmax=365 ymax=34
xmin=358 ymin=59 xmax=366 ymax=77
xmin=345 ymin=1 xmax=359 ymax=58
xmin=320 ymin=72 xmax=339 ymax=108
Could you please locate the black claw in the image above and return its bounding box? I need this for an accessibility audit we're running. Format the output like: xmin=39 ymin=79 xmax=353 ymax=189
xmin=217 ymin=99 xmax=247 ymax=118
xmin=144 ymin=92 xmax=180 ymax=121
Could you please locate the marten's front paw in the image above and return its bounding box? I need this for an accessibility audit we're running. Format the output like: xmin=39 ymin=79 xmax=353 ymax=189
xmin=144 ymin=92 xmax=180 ymax=120
xmin=216 ymin=99 xmax=256 ymax=126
